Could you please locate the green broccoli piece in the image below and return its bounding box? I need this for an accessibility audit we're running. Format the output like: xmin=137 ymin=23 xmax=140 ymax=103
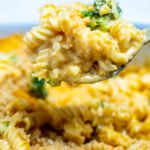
xmin=81 ymin=0 xmax=122 ymax=31
xmin=94 ymin=0 xmax=122 ymax=18
xmin=93 ymin=0 xmax=107 ymax=16
xmin=81 ymin=11 xmax=94 ymax=17
xmin=88 ymin=16 xmax=108 ymax=31
xmin=30 ymin=77 xmax=48 ymax=99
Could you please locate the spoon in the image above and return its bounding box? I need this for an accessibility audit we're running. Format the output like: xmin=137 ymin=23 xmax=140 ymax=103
xmin=75 ymin=28 xmax=150 ymax=84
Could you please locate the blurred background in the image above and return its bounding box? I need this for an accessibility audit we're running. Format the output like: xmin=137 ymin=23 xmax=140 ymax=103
xmin=0 ymin=0 xmax=150 ymax=36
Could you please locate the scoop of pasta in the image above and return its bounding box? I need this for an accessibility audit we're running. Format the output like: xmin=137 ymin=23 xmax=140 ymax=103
xmin=24 ymin=0 xmax=146 ymax=86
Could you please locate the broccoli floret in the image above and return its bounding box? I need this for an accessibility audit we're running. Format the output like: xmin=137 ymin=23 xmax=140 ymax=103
xmin=94 ymin=0 xmax=122 ymax=17
xmin=81 ymin=11 xmax=94 ymax=17
xmin=82 ymin=0 xmax=122 ymax=31
xmin=88 ymin=17 xmax=108 ymax=31
xmin=30 ymin=77 xmax=48 ymax=98
xmin=93 ymin=0 xmax=107 ymax=15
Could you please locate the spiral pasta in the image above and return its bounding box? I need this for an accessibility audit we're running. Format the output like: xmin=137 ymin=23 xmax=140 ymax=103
xmin=33 ymin=48 xmax=49 ymax=79
xmin=23 ymin=25 xmax=55 ymax=49
xmin=11 ymin=111 xmax=49 ymax=132
xmin=110 ymin=19 xmax=146 ymax=54
xmin=0 ymin=140 xmax=11 ymax=150
xmin=4 ymin=126 xmax=30 ymax=150
xmin=47 ymin=106 xmax=96 ymax=128
xmin=40 ymin=4 xmax=57 ymax=25
xmin=97 ymin=127 xmax=131 ymax=147
xmin=63 ymin=118 xmax=93 ymax=144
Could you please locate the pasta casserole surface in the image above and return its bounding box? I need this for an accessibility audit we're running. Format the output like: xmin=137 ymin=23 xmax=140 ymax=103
xmin=0 ymin=35 xmax=150 ymax=150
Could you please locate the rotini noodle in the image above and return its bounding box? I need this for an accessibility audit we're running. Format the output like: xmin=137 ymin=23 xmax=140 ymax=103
xmin=0 ymin=140 xmax=11 ymax=150
xmin=110 ymin=19 xmax=145 ymax=53
xmin=40 ymin=4 xmax=57 ymax=25
xmin=4 ymin=126 xmax=30 ymax=150
xmin=33 ymin=48 xmax=49 ymax=79
xmin=23 ymin=25 xmax=55 ymax=49
xmin=11 ymin=111 xmax=49 ymax=132
xmin=97 ymin=127 xmax=131 ymax=148
xmin=47 ymin=106 xmax=96 ymax=128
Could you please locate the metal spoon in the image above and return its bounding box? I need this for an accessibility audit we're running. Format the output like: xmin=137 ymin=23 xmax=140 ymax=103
xmin=75 ymin=28 xmax=150 ymax=84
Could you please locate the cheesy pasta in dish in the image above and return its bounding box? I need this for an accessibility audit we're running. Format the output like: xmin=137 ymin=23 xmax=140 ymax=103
xmin=24 ymin=0 xmax=146 ymax=85
xmin=0 ymin=35 xmax=150 ymax=150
